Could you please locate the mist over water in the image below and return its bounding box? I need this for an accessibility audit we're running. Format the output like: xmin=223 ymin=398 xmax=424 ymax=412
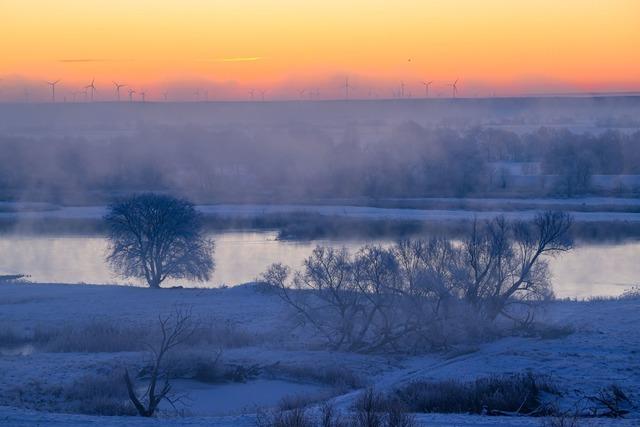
xmin=1 ymin=98 xmax=639 ymax=297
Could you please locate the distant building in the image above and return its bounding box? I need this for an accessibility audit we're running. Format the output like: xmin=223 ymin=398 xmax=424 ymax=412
xmin=489 ymin=161 xmax=546 ymax=191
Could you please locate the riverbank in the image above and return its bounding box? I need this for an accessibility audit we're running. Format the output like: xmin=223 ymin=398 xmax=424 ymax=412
xmin=4 ymin=197 xmax=640 ymax=221
xmin=2 ymin=199 xmax=640 ymax=245
xmin=0 ymin=282 xmax=638 ymax=426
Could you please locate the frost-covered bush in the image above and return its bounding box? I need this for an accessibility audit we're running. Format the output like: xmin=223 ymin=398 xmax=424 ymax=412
xmin=64 ymin=372 xmax=136 ymax=416
xmin=393 ymin=373 xmax=557 ymax=415
xmin=620 ymin=286 xmax=640 ymax=300
xmin=264 ymin=212 xmax=572 ymax=353
xmin=162 ymin=349 xmax=224 ymax=383
xmin=265 ymin=364 xmax=364 ymax=390
xmin=352 ymin=389 xmax=416 ymax=427
xmin=257 ymin=406 xmax=315 ymax=427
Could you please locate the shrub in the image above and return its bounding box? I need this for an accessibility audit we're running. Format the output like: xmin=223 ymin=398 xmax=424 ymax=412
xmin=620 ymin=286 xmax=640 ymax=300
xmin=352 ymin=389 xmax=416 ymax=427
xmin=257 ymin=406 xmax=315 ymax=427
xmin=162 ymin=350 xmax=224 ymax=383
xmin=64 ymin=371 xmax=136 ymax=416
xmin=524 ymin=323 xmax=575 ymax=340
xmin=587 ymin=384 xmax=633 ymax=418
xmin=265 ymin=364 xmax=364 ymax=390
xmin=352 ymin=388 xmax=387 ymax=427
xmin=394 ymin=373 xmax=557 ymax=415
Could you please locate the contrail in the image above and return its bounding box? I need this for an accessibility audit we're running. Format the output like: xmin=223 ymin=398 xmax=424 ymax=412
xmin=215 ymin=57 xmax=262 ymax=62
xmin=58 ymin=59 xmax=109 ymax=63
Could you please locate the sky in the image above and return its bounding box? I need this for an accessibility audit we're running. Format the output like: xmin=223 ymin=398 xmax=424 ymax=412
xmin=1 ymin=0 xmax=639 ymax=101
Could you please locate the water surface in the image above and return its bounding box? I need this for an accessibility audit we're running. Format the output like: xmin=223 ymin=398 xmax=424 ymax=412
xmin=0 ymin=231 xmax=637 ymax=298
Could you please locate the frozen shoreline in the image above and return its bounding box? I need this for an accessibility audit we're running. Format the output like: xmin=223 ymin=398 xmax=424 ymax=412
xmin=2 ymin=198 xmax=640 ymax=223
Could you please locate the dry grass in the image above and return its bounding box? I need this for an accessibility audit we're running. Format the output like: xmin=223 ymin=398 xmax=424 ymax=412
xmin=0 ymin=325 xmax=30 ymax=347
xmin=393 ymin=373 xmax=558 ymax=415
xmin=5 ymin=370 xmax=135 ymax=416
xmin=63 ymin=371 xmax=136 ymax=416
xmin=35 ymin=321 xmax=148 ymax=353
xmin=22 ymin=317 xmax=260 ymax=353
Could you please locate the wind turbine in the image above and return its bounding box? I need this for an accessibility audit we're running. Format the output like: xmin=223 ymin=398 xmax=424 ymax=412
xmin=422 ymin=81 xmax=433 ymax=98
xmin=297 ymin=89 xmax=305 ymax=99
xmin=259 ymin=90 xmax=266 ymax=101
xmin=343 ymin=77 xmax=352 ymax=100
xmin=248 ymin=89 xmax=255 ymax=100
xmin=400 ymin=81 xmax=405 ymax=98
xmin=449 ymin=79 xmax=459 ymax=98
xmin=128 ymin=88 xmax=136 ymax=102
xmin=46 ymin=80 xmax=60 ymax=103
xmin=113 ymin=81 xmax=126 ymax=101
xmin=162 ymin=91 xmax=168 ymax=101
xmin=85 ymin=78 xmax=96 ymax=102
xmin=139 ymin=90 xmax=146 ymax=103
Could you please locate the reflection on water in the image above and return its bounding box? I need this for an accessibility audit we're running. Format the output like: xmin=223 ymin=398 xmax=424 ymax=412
xmin=0 ymin=231 xmax=638 ymax=298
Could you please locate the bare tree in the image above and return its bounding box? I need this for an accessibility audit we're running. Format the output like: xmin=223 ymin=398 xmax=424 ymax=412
xmin=263 ymin=247 xmax=363 ymax=350
xmin=461 ymin=211 xmax=573 ymax=321
xmin=264 ymin=212 xmax=572 ymax=353
xmin=105 ymin=193 xmax=215 ymax=288
xmin=124 ymin=307 xmax=195 ymax=417
xmin=264 ymin=245 xmax=441 ymax=352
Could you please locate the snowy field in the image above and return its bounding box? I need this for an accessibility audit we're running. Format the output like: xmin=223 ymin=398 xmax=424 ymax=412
xmin=0 ymin=282 xmax=637 ymax=426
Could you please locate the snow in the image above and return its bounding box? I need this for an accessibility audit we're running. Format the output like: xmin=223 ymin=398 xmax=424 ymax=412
xmin=2 ymin=405 xmax=637 ymax=427
xmin=2 ymin=199 xmax=640 ymax=223
xmin=0 ymin=282 xmax=638 ymax=425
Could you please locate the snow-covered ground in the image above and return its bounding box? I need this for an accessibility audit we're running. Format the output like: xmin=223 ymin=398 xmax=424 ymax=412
xmin=0 ymin=282 xmax=638 ymax=426
xmin=2 ymin=198 xmax=640 ymax=223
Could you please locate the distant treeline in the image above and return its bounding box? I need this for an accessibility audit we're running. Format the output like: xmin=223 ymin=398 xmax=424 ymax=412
xmin=1 ymin=123 xmax=639 ymax=203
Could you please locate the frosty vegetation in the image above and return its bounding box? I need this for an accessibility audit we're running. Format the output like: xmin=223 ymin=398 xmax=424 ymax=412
xmin=105 ymin=193 xmax=215 ymax=288
xmin=124 ymin=307 xmax=195 ymax=417
xmin=1 ymin=124 xmax=639 ymax=203
xmin=263 ymin=211 xmax=573 ymax=353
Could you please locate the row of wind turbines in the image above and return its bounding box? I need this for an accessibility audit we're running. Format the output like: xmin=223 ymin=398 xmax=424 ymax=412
xmin=45 ymin=79 xmax=151 ymax=103
xmin=335 ymin=77 xmax=459 ymax=100
xmin=41 ymin=77 xmax=460 ymax=103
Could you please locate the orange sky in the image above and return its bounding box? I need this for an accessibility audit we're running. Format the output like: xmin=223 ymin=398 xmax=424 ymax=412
xmin=1 ymin=0 xmax=639 ymax=100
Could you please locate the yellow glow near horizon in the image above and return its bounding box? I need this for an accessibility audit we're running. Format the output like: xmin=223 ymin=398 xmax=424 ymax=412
xmin=1 ymin=0 xmax=639 ymax=97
